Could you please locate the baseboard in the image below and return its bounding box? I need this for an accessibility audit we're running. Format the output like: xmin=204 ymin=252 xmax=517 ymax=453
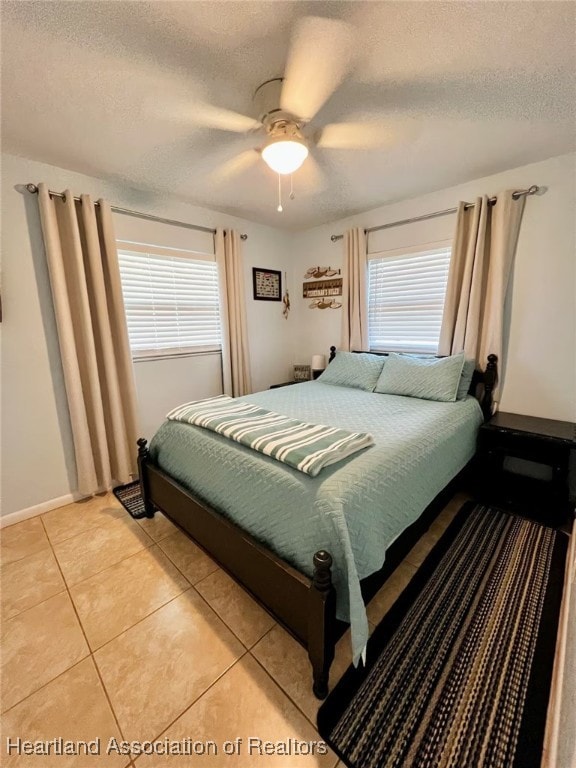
xmin=0 ymin=493 xmax=86 ymax=528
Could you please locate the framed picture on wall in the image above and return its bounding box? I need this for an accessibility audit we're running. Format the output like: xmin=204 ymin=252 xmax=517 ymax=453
xmin=294 ymin=364 xmax=311 ymax=382
xmin=253 ymin=268 xmax=282 ymax=301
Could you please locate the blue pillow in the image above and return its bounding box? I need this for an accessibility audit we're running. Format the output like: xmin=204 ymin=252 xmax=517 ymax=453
xmin=374 ymin=352 xmax=465 ymax=402
xmin=457 ymin=358 xmax=476 ymax=400
xmin=318 ymin=351 xmax=385 ymax=391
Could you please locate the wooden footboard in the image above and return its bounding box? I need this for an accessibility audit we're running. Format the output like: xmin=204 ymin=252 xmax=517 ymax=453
xmin=137 ymin=439 xmax=337 ymax=698
xmin=137 ymin=440 xmax=469 ymax=698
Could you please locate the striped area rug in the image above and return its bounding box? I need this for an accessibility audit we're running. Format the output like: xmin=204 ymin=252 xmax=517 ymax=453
xmin=112 ymin=480 xmax=148 ymax=519
xmin=317 ymin=503 xmax=568 ymax=768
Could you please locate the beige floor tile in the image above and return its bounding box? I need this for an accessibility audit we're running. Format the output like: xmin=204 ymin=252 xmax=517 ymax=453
xmin=251 ymin=625 xmax=352 ymax=724
xmin=135 ymin=511 xmax=178 ymax=542
xmin=42 ymin=493 xmax=125 ymax=544
xmin=443 ymin=491 xmax=472 ymax=518
xmin=453 ymin=490 xmax=473 ymax=505
xmin=405 ymin=530 xmax=441 ymax=568
xmin=53 ymin=516 xmax=153 ymax=586
xmin=1 ymin=658 xmax=127 ymax=768
xmin=428 ymin=494 xmax=468 ymax=537
xmin=135 ymin=655 xmax=337 ymax=767
xmin=94 ymin=590 xmax=244 ymax=743
xmin=195 ymin=569 xmax=275 ymax=648
xmin=1 ymin=548 xmax=65 ymax=620
xmin=0 ymin=517 xmax=50 ymax=566
xmin=428 ymin=518 xmax=450 ymax=538
xmin=366 ymin=560 xmax=418 ymax=626
xmin=158 ymin=530 xmax=219 ymax=585
xmin=70 ymin=546 xmax=190 ymax=650
xmin=1 ymin=593 xmax=89 ymax=712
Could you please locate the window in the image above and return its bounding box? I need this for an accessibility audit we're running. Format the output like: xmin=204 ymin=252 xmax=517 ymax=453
xmin=118 ymin=243 xmax=222 ymax=360
xmin=368 ymin=244 xmax=451 ymax=354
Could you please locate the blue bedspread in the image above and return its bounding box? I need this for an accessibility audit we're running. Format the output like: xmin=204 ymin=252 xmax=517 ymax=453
xmin=150 ymin=382 xmax=483 ymax=662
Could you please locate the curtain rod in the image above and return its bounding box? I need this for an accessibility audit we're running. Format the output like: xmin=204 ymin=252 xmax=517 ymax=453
xmin=330 ymin=185 xmax=540 ymax=242
xmin=25 ymin=184 xmax=248 ymax=240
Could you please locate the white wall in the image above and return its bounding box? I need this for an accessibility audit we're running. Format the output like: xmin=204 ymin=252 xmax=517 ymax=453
xmin=3 ymin=150 xmax=574 ymax=518
xmin=292 ymin=152 xmax=576 ymax=423
xmin=1 ymin=152 xmax=294 ymax=517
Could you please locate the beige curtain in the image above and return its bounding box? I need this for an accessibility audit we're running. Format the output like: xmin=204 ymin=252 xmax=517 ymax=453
xmin=215 ymin=229 xmax=252 ymax=396
xmin=341 ymin=227 xmax=369 ymax=351
xmin=37 ymin=184 xmax=139 ymax=496
xmin=439 ymin=190 xmax=526 ymax=396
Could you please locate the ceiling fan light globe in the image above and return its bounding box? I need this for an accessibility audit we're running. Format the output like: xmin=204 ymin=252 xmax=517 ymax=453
xmin=262 ymin=139 xmax=309 ymax=175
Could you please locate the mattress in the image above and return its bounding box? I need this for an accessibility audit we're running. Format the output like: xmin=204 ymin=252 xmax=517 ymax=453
xmin=149 ymin=381 xmax=483 ymax=662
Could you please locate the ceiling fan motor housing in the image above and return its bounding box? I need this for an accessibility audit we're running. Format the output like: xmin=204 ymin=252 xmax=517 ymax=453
xmin=253 ymin=77 xmax=303 ymax=131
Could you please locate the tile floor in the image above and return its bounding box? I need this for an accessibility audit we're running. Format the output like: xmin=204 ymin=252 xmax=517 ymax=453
xmin=0 ymin=490 xmax=469 ymax=767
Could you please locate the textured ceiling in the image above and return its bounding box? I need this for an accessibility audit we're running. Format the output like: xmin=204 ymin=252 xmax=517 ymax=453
xmin=2 ymin=1 xmax=575 ymax=229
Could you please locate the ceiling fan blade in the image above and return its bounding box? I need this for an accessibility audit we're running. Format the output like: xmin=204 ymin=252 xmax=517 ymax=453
xmin=209 ymin=148 xmax=261 ymax=184
xmin=316 ymin=120 xmax=420 ymax=150
xmin=281 ymin=16 xmax=354 ymax=121
xmin=191 ymin=103 xmax=261 ymax=133
xmin=298 ymin=153 xmax=328 ymax=193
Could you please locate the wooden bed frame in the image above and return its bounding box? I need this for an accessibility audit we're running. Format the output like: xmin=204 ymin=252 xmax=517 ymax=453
xmin=137 ymin=349 xmax=498 ymax=698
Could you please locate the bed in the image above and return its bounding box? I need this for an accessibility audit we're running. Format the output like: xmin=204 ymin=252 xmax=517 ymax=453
xmin=137 ymin=348 xmax=498 ymax=698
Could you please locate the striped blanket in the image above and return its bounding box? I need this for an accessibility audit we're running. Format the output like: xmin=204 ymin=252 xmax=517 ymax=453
xmin=166 ymin=395 xmax=374 ymax=477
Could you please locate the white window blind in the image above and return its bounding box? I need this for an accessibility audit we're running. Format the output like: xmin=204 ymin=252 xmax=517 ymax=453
xmin=368 ymin=245 xmax=451 ymax=354
xmin=118 ymin=247 xmax=222 ymax=359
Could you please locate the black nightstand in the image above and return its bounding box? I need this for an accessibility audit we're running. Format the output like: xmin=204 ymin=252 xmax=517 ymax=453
xmin=476 ymin=412 xmax=576 ymax=528
xmin=269 ymin=380 xmax=299 ymax=389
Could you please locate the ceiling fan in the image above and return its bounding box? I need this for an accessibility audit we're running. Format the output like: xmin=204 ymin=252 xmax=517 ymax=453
xmin=189 ymin=17 xmax=416 ymax=211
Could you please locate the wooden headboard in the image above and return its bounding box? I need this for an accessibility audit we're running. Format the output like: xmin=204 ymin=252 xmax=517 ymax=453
xmin=328 ymin=346 xmax=497 ymax=421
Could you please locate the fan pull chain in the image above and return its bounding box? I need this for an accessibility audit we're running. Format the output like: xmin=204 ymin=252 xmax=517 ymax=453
xmin=289 ymin=174 xmax=295 ymax=200
xmin=277 ymin=174 xmax=283 ymax=213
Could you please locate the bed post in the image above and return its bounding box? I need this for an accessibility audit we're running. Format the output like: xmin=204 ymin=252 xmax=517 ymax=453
xmin=329 ymin=346 xmax=336 ymax=363
xmin=482 ymin=354 xmax=498 ymax=421
xmin=137 ymin=438 xmax=156 ymax=518
xmin=308 ymin=550 xmax=336 ymax=699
